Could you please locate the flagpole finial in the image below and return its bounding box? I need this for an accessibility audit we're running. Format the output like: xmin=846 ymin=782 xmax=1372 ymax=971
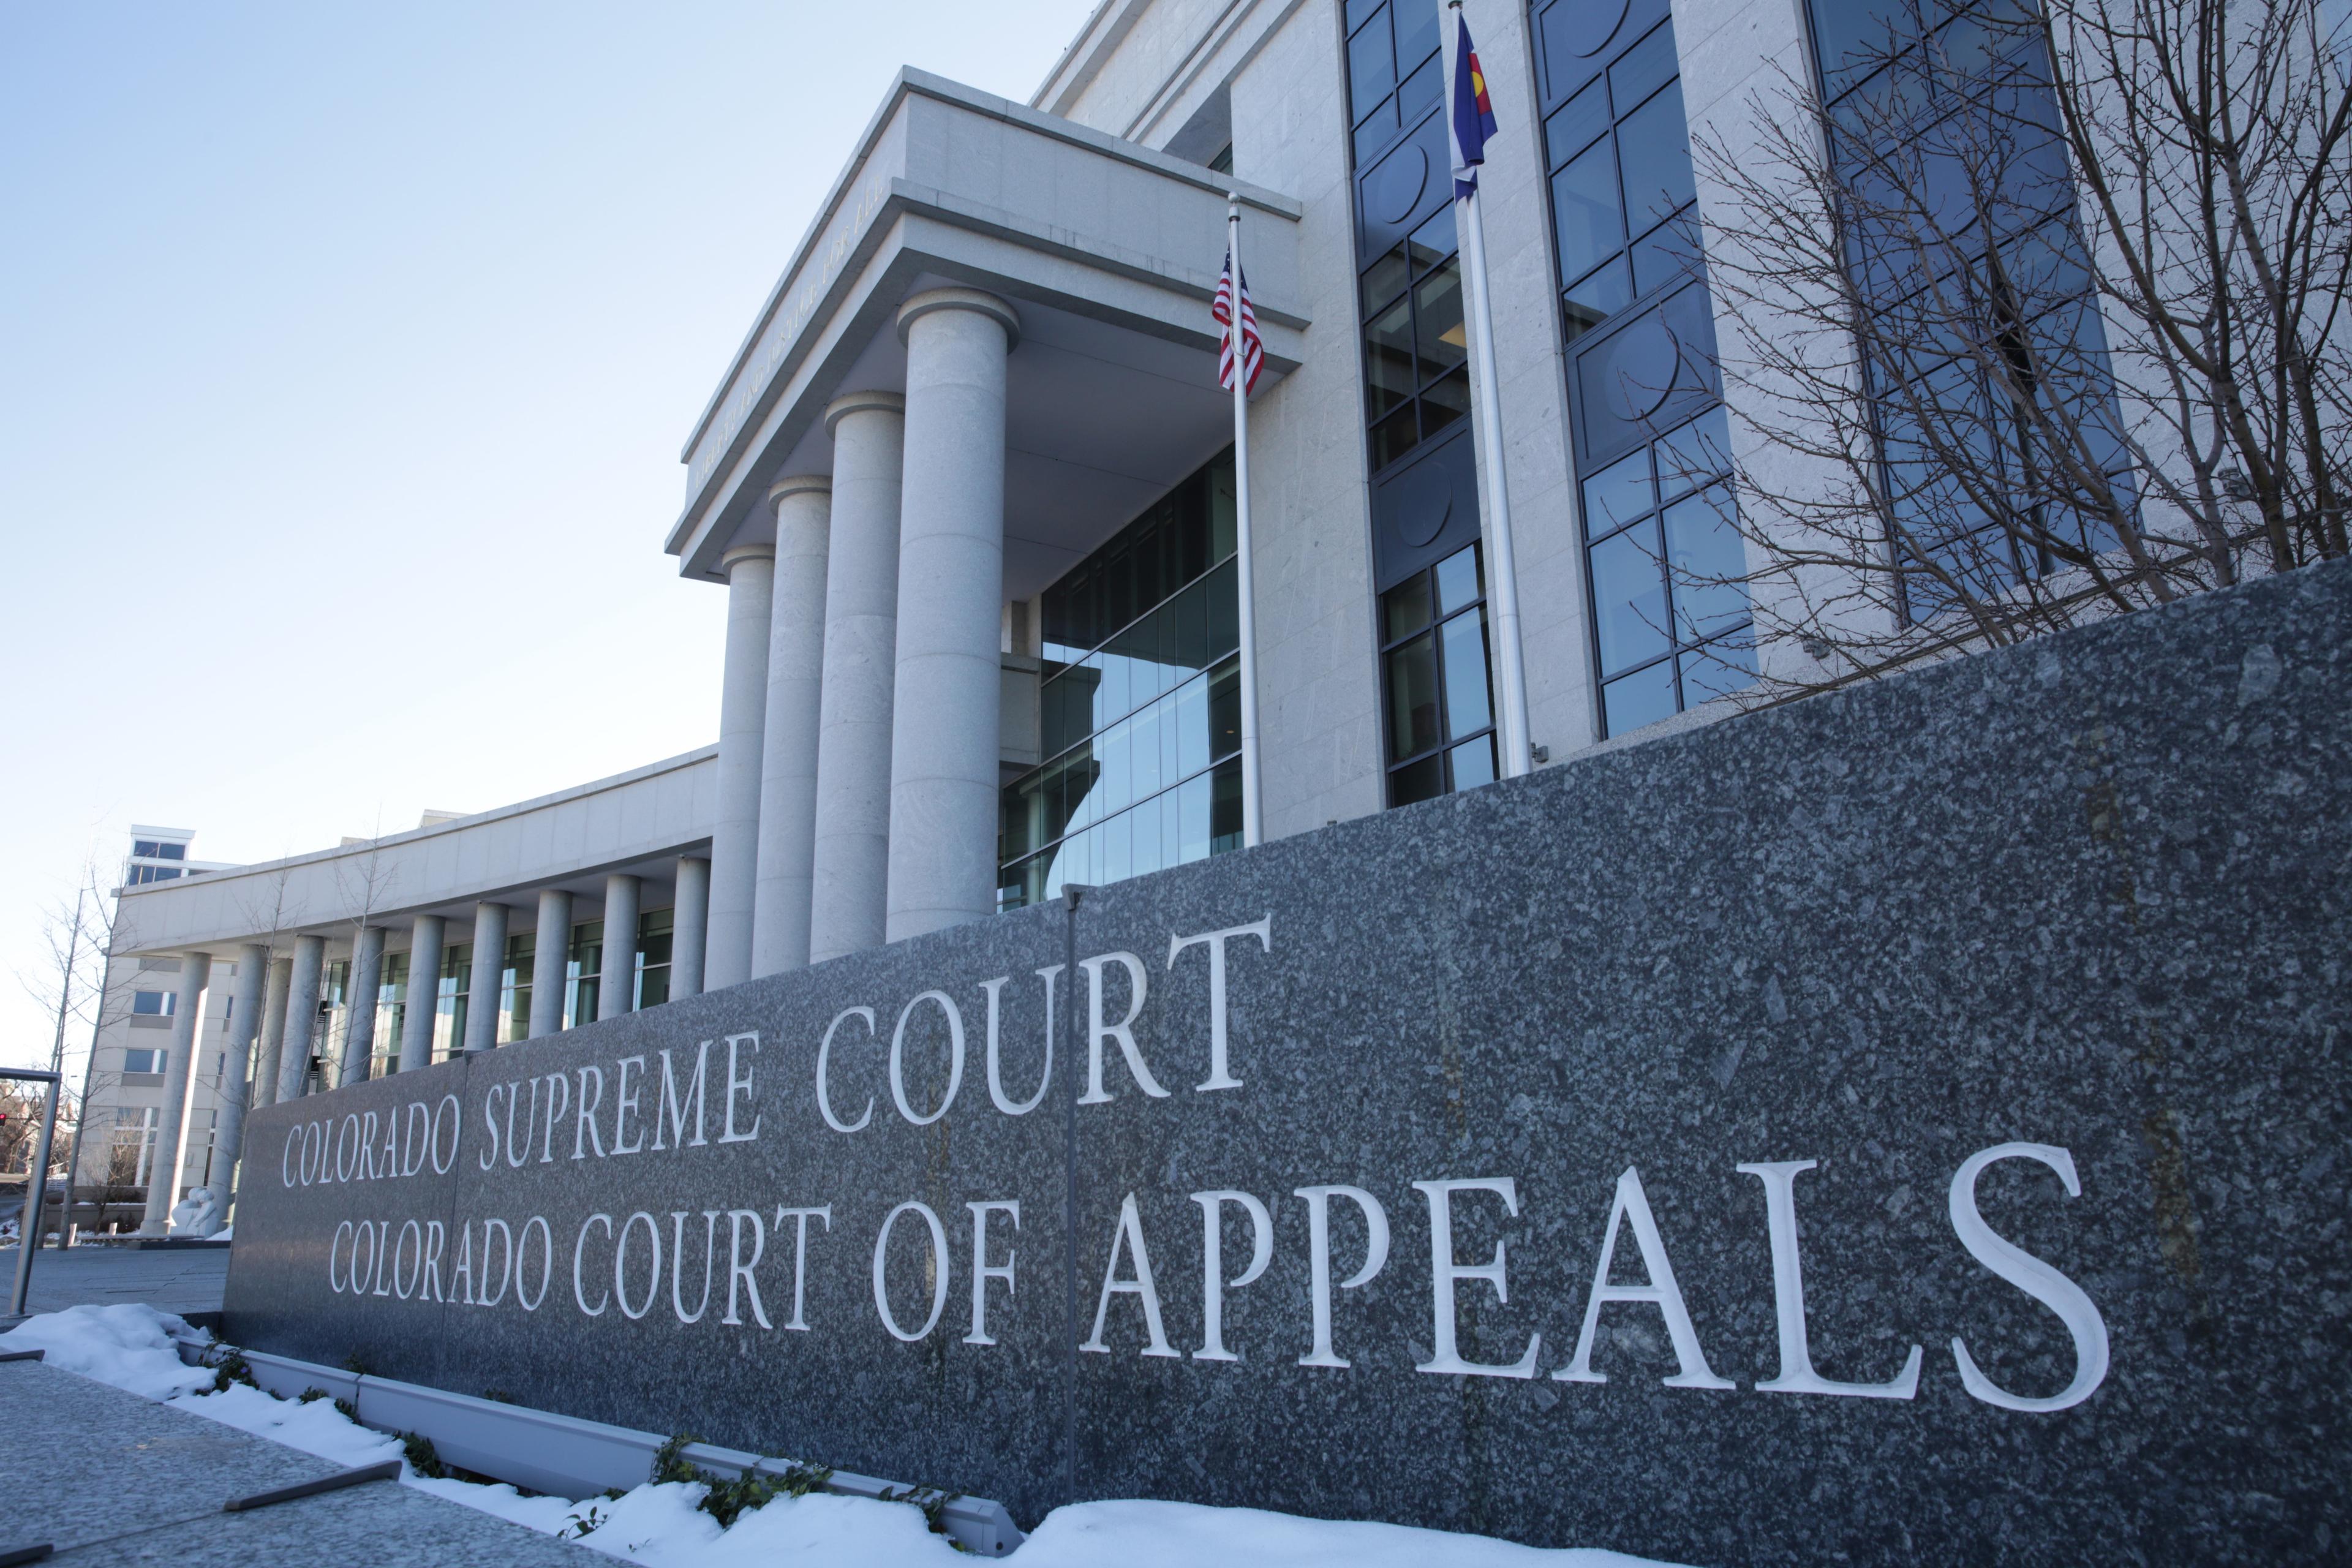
xmin=1226 ymin=190 xmax=1242 ymax=208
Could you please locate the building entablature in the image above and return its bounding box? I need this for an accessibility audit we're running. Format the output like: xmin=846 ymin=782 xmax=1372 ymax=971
xmin=112 ymin=747 xmax=718 ymax=958
xmin=668 ymin=67 xmax=1308 ymax=605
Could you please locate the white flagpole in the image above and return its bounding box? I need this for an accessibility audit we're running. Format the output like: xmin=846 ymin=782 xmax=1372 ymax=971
xmin=1447 ymin=2 xmax=1534 ymax=779
xmin=1226 ymin=195 xmax=1265 ymax=848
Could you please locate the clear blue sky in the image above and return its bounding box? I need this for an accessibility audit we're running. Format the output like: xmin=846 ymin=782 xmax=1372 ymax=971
xmin=0 ymin=1 xmax=1099 ymax=1066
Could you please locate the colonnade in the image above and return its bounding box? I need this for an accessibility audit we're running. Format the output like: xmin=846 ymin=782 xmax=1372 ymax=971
xmin=140 ymin=850 xmax=713 ymax=1234
xmin=135 ymin=285 xmax=1019 ymax=1234
xmin=712 ymin=287 xmax=1020 ymax=978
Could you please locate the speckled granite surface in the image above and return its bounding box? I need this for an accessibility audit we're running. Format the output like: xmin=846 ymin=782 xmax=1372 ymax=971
xmin=227 ymin=560 xmax=2351 ymax=1564
xmin=0 ymin=1359 xmax=594 ymax=1564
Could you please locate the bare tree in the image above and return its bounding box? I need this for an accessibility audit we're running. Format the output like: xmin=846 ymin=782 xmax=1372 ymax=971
xmin=1681 ymin=0 xmax=2348 ymax=691
xmin=20 ymin=861 xmax=134 ymax=1240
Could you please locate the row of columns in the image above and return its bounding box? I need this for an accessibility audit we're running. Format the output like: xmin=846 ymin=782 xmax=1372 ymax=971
xmin=707 ymin=287 xmax=1020 ymax=984
xmin=136 ymin=853 xmax=715 ymax=1235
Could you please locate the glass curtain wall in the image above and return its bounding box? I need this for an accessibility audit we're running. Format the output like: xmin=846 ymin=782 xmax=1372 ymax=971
xmin=1344 ymin=0 xmax=1502 ymax=808
xmin=1804 ymin=0 xmax=2127 ymax=619
xmin=1381 ymin=543 xmax=1499 ymax=801
xmin=1348 ymin=0 xmax=1458 ymax=475
xmin=999 ymin=450 xmax=1245 ymax=910
xmin=635 ymin=910 xmax=673 ymax=1010
xmin=1530 ymin=0 xmax=1755 ymax=736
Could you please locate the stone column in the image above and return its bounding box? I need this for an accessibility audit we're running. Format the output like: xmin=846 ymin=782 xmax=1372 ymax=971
xmin=672 ymin=856 xmax=709 ymax=998
xmin=809 ymin=390 xmax=907 ymax=963
xmin=399 ymin=914 xmax=445 ymax=1071
xmin=753 ymin=475 xmax=832 ymax=977
xmin=138 ymin=951 xmax=211 ymax=1235
xmin=251 ymin=956 xmax=292 ymax=1110
xmin=339 ymin=925 xmax=385 ymax=1087
xmin=209 ymin=942 xmax=269 ymax=1224
xmin=529 ymin=889 xmax=571 ymax=1038
xmin=707 ymin=544 xmax=775 ymax=991
xmin=276 ymin=935 xmax=326 ymax=1101
xmin=464 ymin=902 xmax=509 ymax=1052
xmin=886 ymin=290 xmax=1018 ymax=943
xmin=598 ymin=874 xmax=641 ymax=1020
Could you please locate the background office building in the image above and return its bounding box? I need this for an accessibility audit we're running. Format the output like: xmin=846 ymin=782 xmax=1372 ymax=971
xmin=99 ymin=0 xmax=2159 ymax=1226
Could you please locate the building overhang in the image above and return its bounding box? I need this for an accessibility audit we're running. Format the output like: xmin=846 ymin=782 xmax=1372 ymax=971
xmin=668 ymin=69 xmax=1308 ymax=600
xmin=112 ymin=748 xmax=720 ymax=957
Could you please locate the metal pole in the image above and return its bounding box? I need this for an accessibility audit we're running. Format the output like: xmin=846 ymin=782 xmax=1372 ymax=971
xmin=7 ymin=1070 xmax=62 ymax=1318
xmin=1226 ymin=197 xmax=1265 ymax=847
xmin=1446 ymin=2 xmax=1534 ymax=778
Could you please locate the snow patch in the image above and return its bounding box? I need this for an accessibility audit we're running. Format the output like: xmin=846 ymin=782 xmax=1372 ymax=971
xmin=1 ymin=1305 xmax=1689 ymax=1567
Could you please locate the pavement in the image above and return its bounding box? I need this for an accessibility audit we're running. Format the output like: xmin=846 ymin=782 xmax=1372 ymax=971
xmin=3 ymin=1242 xmax=230 ymax=1320
xmin=0 ymin=1357 xmax=600 ymax=1564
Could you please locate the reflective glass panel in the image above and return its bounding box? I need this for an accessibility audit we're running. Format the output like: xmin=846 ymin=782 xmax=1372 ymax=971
xmin=1602 ymin=659 xmax=1679 ymax=734
xmin=1439 ymin=609 xmax=1493 ymax=739
xmin=1589 ymin=522 xmax=1671 ymax=673
xmin=1551 ymin=140 xmax=1624 ymax=284
xmin=1385 ymin=633 xmax=1442 ymax=760
xmin=1433 ymin=545 xmax=1482 ymax=612
xmin=1582 ymin=446 xmax=1655 ymax=537
xmin=1663 ymin=485 xmax=1749 ymax=641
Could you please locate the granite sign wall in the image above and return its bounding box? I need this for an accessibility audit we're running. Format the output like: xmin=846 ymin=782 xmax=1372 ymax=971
xmin=226 ymin=563 xmax=2351 ymax=1564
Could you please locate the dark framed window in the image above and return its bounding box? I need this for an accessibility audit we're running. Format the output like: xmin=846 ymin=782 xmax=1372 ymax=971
xmin=500 ymin=934 xmax=532 ymax=1044
xmin=432 ymin=943 xmax=470 ymax=1064
xmin=1001 ymin=450 xmax=1244 ymax=909
xmin=1804 ymin=0 xmax=2127 ymax=620
xmin=566 ymin=921 xmax=603 ymax=1030
xmin=1531 ymin=0 xmax=1754 ymax=737
xmin=1345 ymin=0 xmax=1457 ymax=478
xmin=635 ymin=908 xmax=674 ymax=1010
xmin=374 ymin=951 xmax=406 ymax=1076
xmin=122 ymin=1047 xmax=162 ymax=1075
xmin=1381 ymin=543 xmax=1499 ymax=805
xmin=130 ymin=989 xmax=175 ymax=1017
xmin=1344 ymin=0 xmax=1443 ymax=164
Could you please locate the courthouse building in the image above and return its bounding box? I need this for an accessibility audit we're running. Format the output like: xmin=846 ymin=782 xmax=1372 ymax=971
xmin=98 ymin=0 xmax=2078 ymax=1226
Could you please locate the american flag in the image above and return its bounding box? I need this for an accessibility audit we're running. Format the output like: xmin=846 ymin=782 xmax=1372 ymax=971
xmin=1213 ymin=249 xmax=1263 ymax=394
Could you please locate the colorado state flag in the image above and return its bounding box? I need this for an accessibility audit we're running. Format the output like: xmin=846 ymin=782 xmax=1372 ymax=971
xmin=1449 ymin=11 xmax=1498 ymax=199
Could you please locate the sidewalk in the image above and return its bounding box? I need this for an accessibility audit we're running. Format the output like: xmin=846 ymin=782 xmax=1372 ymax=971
xmin=3 ymin=1242 xmax=228 ymax=1319
xmin=0 ymin=1354 xmax=597 ymax=1565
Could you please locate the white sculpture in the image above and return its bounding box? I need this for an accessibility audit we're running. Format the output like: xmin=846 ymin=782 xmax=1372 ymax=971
xmin=170 ymin=1185 xmax=225 ymax=1238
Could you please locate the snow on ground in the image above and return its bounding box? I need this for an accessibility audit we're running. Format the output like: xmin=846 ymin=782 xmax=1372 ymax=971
xmin=0 ymin=1305 xmax=1687 ymax=1567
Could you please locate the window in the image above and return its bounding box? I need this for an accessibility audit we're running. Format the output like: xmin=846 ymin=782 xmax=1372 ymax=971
xmin=1344 ymin=0 xmax=1460 ymax=477
xmin=130 ymin=840 xmax=186 ymax=860
xmin=1381 ymin=545 xmax=1501 ymax=804
xmin=122 ymin=1048 xmax=163 ymax=1075
xmin=124 ymin=864 xmax=183 ymax=886
xmin=111 ymin=1107 xmax=159 ymax=1188
xmin=565 ymin=921 xmax=604 ymax=1030
xmin=501 ymin=933 xmax=534 ymax=1043
xmin=1344 ymin=0 xmax=1442 ymax=162
xmin=1803 ymin=0 xmax=2127 ymax=620
xmin=635 ymin=909 xmax=674 ymax=1011
xmin=1208 ymin=143 xmax=1235 ymax=174
xmin=372 ymin=951 xmax=407 ymax=1078
xmin=1531 ymin=0 xmax=1754 ymax=736
xmin=431 ymin=943 xmax=471 ymax=1064
xmin=1000 ymin=450 xmax=1245 ymax=910
xmin=317 ymin=960 xmax=350 ymax=1079
xmin=131 ymin=990 xmax=176 ymax=1017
